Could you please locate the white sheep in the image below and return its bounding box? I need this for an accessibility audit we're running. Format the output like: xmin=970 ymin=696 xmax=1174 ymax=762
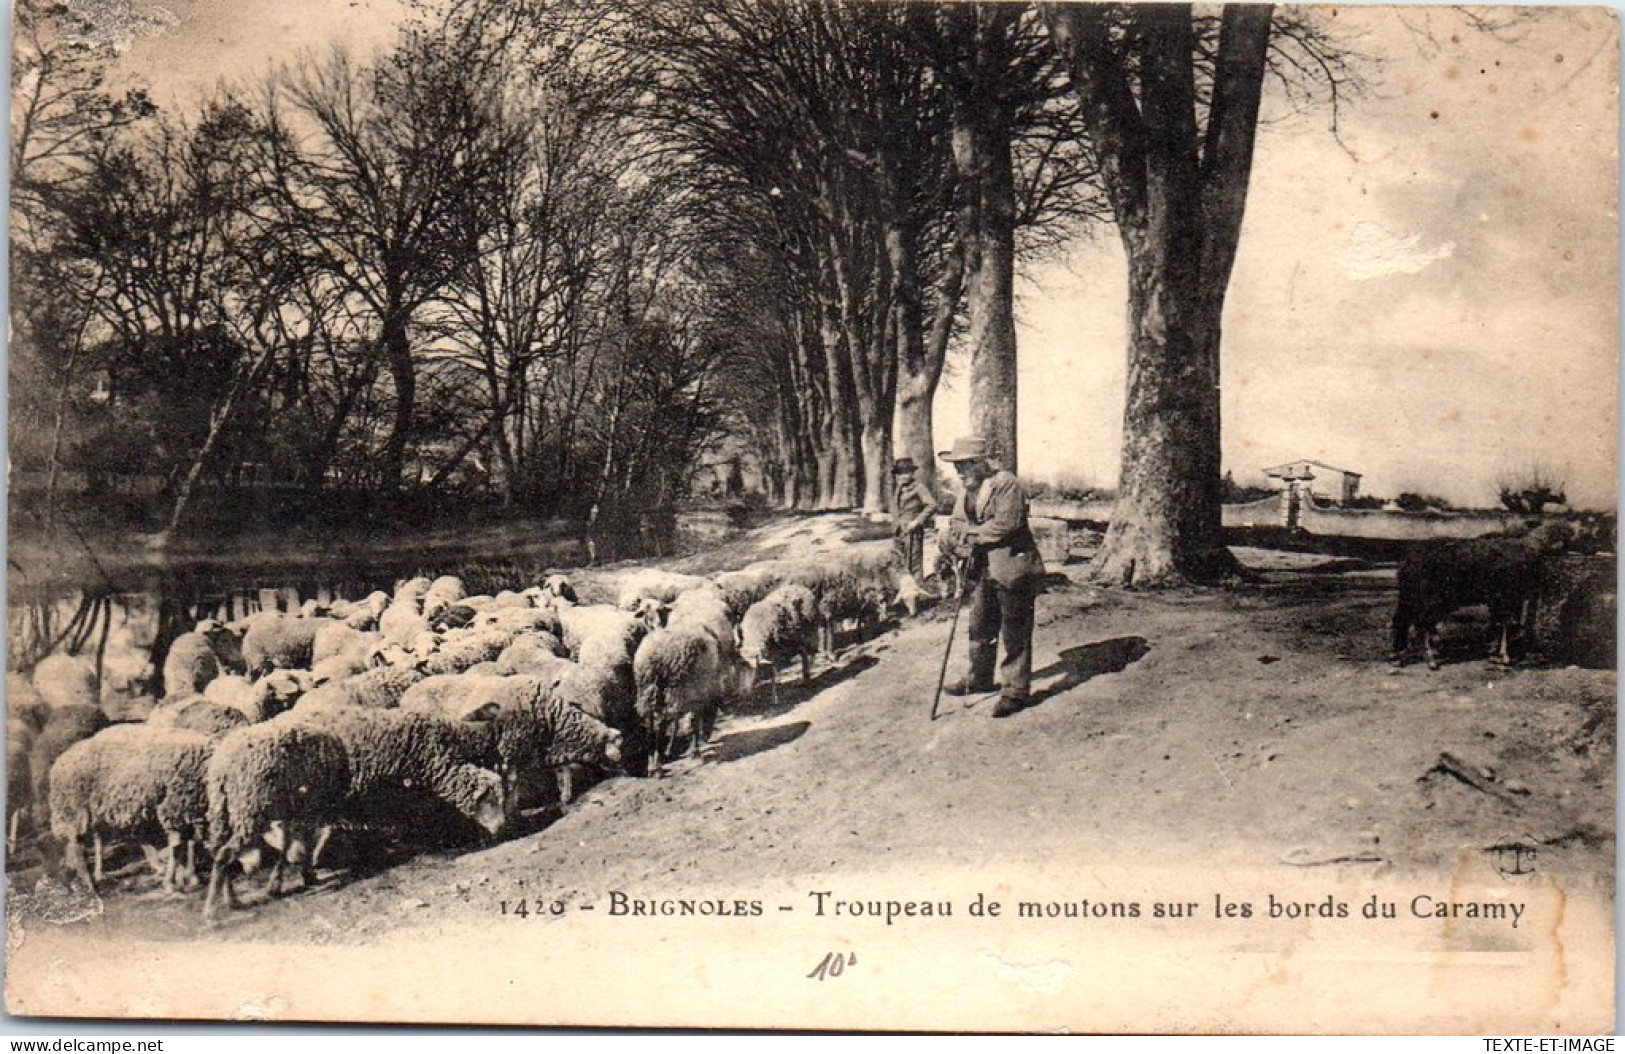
xmin=379 ymin=601 xmax=436 ymax=649
xmin=242 ymin=615 xmax=335 ymax=677
xmin=405 ymin=672 xmax=625 ymax=803
xmin=393 ymin=576 xmax=433 ymax=609
xmin=398 ymin=673 xmax=531 ymax=722
xmin=202 ymin=706 xmax=512 ymax=920
xmin=29 ymin=704 xmax=110 ymax=833
xmin=162 ymin=631 xmax=222 ymax=700
xmin=201 ymin=715 xmax=353 ymax=918
xmin=204 ymin=669 xmax=310 ymax=722
xmin=147 ymin=696 xmax=252 ymax=738
xmin=494 ymin=633 xmax=569 ymax=676
xmin=712 ymin=564 xmax=788 ymax=623
xmin=632 ymin=626 xmax=745 ymax=777
xmin=336 ymin=591 xmax=391 ymax=631
xmin=781 ymin=552 xmax=893 ymax=656
xmin=311 ymin=622 xmax=371 ymax=668
xmin=294 ymin=665 xmax=425 ymax=713
xmin=310 ymin=636 xmax=388 ymax=685
xmin=421 ymin=576 xmax=467 ymax=620
xmin=558 ymin=604 xmax=658 ymax=671
xmin=413 ymin=628 xmax=516 ymax=678
xmin=667 ymin=585 xmax=735 ymax=648
xmin=615 ymin=568 xmax=707 ymax=611
xmin=738 ymin=584 xmax=821 ymax=692
xmin=49 ymin=723 xmax=215 ymax=892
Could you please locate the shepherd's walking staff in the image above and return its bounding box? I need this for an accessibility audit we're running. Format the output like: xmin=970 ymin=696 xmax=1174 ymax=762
xmin=929 ymin=557 xmax=972 ymax=722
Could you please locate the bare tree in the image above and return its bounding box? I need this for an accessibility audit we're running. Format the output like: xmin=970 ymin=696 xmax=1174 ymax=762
xmin=266 ymin=16 xmax=524 ymax=491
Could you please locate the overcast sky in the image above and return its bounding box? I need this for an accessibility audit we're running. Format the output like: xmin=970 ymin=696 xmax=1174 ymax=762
xmin=94 ymin=1 xmax=1620 ymax=509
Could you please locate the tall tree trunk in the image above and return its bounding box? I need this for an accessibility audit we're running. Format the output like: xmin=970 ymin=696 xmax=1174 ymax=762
xmin=1043 ymin=1 xmax=1271 ymax=586
xmin=43 ymin=342 xmax=81 ymax=531
xmin=959 ymin=112 xmax=1020 ymax=471
xmin=819 ymin=262 xmax=862 ymax=509
xmin=152 ymin=345 xmax=277 ymax=549
xmin=380 ymin=313 xmax=415 ymax=491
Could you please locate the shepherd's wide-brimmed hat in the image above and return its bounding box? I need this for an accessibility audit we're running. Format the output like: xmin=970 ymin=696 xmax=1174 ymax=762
xmin=938 ymin=435 xmax=991 ymax=463
xmin=892 ymin=457 xmax=918 ymax=475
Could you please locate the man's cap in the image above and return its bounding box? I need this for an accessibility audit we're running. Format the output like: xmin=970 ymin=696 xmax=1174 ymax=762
xmin=892 ymin=457 xmax=918 ymax=475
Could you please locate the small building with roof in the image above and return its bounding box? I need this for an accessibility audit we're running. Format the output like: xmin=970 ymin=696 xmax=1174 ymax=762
xmin=1263 ymin=459 xmax=1363 ymax=506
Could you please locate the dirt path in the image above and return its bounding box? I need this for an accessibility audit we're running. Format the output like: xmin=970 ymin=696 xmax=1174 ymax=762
xmin=6 ymin=544 xmax=1614 ymax=1029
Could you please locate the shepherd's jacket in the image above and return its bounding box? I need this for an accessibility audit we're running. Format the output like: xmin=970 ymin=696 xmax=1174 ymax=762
xmin=950 ymin=470 xmax=1045 ymax=588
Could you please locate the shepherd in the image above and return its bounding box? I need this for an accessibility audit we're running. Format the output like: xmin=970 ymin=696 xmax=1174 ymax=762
xmin=937 ymin=436 xmax=1046 ymax=718
xmin=891 ymin=457 xmax=938 ymax=586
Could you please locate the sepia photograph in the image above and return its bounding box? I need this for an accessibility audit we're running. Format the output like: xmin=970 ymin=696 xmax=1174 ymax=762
xmin=3 ymin=0 xmax=1617 ymax=1034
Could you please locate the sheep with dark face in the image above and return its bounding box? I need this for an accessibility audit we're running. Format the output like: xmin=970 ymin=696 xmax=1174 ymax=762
xmin=1390 ymin=522 xmax=1575 ymax=669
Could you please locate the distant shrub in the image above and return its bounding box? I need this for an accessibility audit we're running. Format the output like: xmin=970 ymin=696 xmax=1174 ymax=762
xmin=1027 ymin=469 xmax=1105 ymax=502
xmin=1342 ymin=495 xmax=1387 ymax=510
xmin=1394 ymin=492 xmax=1455 ymax=512
xmin=1497 ymin=464 xmax=1568 ymax=515
xmin=1221 ymin=472 xmax=1275 ymax=503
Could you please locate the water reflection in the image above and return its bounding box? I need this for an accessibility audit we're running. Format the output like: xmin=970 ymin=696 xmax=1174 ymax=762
xmin=5 ymin=537 xmax=597 ymax=704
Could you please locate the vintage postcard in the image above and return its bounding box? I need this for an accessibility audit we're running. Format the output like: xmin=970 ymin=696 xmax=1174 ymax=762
xmin=4 ymin=0 xmax=1616 ymax=1034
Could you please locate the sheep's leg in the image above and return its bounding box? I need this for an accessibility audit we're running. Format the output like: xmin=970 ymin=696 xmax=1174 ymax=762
xmin=1423 ymin=624 xmax=1442 ymax=670
xmin=162 ymin=832 xmax=180 ymax=892
xmin=92 ymin=832 xmax=105 ymax=884
xmin=64 ymin=833 xmax=95 ymax=892
xmin=800 ymin=652 xmax=811 ymax=682
xmin=7 ymin=808 xmax=19 ymax=854
xmin=204 ymin=845 xmax=240 ymax=920
xmin=556 ymin=766 xmax=575 ymax=807
xmin=309 ymin=825 xmax=333 ymax=875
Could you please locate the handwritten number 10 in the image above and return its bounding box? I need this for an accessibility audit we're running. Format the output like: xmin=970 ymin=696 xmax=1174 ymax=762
xmin=807 ymin=951 xmax=857 ymax=980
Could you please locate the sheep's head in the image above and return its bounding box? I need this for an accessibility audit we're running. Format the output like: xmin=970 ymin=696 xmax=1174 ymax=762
xmin=448 ymin=764 xmax=509 ymax=837
xmin=541 ymin=574 xmax=578 ymax=604
xmin=627 ymin=597 xmax=667 ymax=629
xmin=597 ymin=728 xmax=624 ymax=771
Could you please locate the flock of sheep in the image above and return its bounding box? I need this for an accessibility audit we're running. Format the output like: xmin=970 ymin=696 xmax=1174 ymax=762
xmin=8 ymin=513 xmax=1603 ymax=924
xmin=8 ymin=546 xmax=912 ymax=920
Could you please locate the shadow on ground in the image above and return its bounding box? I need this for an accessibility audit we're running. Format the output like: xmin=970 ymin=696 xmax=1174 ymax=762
xmin=1024 ymin=636 xmax=1151 ymax=709
xmin=706 ymin=720 xmax=811 ymax=764
xmin=733 ymin=654 xmax=880 ymax=720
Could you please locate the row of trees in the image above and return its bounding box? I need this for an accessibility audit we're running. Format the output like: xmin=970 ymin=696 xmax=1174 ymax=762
xmin=11 ymin=0 xmax=1360 ymax=583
